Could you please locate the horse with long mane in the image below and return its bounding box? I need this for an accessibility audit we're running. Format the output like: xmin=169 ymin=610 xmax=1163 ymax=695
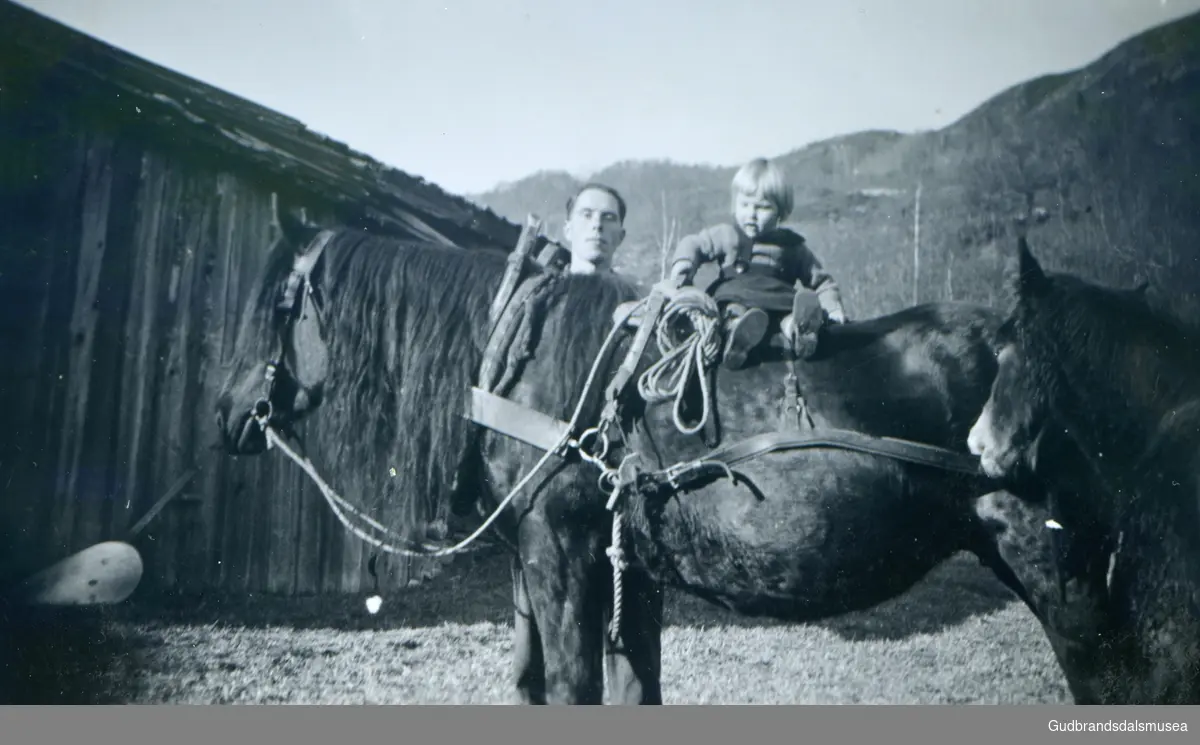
xmin=214 ymin=214 xmax=1034 ymax=704
xmin=967 ymin=236 xmax=1200 ymax=703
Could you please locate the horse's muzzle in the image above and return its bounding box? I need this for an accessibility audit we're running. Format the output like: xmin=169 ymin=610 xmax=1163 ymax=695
xmin=214 ymin=404 xmax=269 ymax=455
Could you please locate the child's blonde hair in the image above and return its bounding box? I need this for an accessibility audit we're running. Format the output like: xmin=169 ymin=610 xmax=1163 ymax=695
xmin=731 ymin=158 xmax=794 ymax=221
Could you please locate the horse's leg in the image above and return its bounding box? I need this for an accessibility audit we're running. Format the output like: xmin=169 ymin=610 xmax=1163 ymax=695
xmin=603 ymin=566 xmax=664 ymax=705
xmin=511 ymin=557 xmax=547 ymax=704
xmin=517 ymin=510 xmax=607 ymax=705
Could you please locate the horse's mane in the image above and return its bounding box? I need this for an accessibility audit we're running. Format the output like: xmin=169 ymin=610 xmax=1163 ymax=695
xmin=223 ymin=229 xmax=643 ymax=539
xmin=1017 ymin=271 xmax=1200 ymax=434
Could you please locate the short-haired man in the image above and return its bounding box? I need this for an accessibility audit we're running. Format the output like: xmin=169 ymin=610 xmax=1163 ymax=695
xmin=562 ymin=182 xmax=627 ymax=275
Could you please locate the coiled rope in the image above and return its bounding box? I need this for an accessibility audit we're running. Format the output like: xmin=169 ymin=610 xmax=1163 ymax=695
xmin=635 ymin=287 xmax=724 ymax=436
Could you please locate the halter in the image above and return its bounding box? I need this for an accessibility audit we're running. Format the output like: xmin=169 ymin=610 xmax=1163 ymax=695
xmin=243 ymin=230 xmax=333 ymax=447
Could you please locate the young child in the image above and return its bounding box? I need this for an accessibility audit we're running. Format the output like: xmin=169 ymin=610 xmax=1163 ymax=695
xmin=668 ymin=158 xmax=847 ymax=369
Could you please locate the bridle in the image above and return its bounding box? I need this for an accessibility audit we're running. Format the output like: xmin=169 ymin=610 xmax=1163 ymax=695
xmin=238 ymin=230 xmax=334 ymax=453
xmin=236 ymin=230 xmax=635 ymax=563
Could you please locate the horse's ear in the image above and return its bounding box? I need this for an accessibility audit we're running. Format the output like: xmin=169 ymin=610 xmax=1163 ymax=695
xmin=293 ymin=229 xmax=335 ymax=279
xmin=1006 ymin=236 xmax=1049 ymax=304
xmin=273 ymin=192 xmax=323 ymax=251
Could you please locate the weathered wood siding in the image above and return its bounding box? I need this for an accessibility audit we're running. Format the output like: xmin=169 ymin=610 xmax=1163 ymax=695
xmin=0 ymin=122 xmax=447 ymax=596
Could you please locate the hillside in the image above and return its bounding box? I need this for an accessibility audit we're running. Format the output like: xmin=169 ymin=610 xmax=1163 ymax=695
xmin=470 ymin=11 xmax=1200 ymax=322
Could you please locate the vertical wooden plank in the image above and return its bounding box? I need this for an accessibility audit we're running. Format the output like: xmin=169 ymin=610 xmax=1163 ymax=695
xmin=78 ymin=137 xmax=143 ymax=549
xmin=152 ymin=169 xmax=210 ymax=589
xmin=266 ymin=453 xmax=299 ymax=594
xmin=184 ymin=172 xmax=231 ymax=593
xmin=113 ymin=150 xmax=169 ymax=590
xmin=265 ymin=197 xmax=301 ymax=593
xmin=292 ymin=439 xmax=325 ymax=595
xmin=0 ymin=119 xmax=82 ymax=574
xmin=217 ymin=181 xmax=277 ymax=594
xmin=149 ymin=168 xmax=185 ymax=589
xmin=215 ymin=178 xmax=246 ymax=592
xmin=52 ymin=133 xmax=116 ymax=549
xmin=248 ymin=190 xmax=281 ymax=595
xmin=340 ymin=496 xmax=366 ymax=593
xmin=30 ymin=131 xmax=89 ymax=560
xmin=211 ymin=173 xmax=243 ymax=590
xmin=320 ymin=479 xmax=345 ymax=594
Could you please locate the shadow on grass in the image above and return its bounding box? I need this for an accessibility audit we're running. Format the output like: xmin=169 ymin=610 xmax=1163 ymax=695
xmin=101 ymin=550 xmax=1024 ymax=645
xmin=662 ymin=553 xmax=1025 ymax=641
xmin=0 ymin=603 xmax=144 ymax=704
xmin=103 ymin=550 xmax=517 ymax=632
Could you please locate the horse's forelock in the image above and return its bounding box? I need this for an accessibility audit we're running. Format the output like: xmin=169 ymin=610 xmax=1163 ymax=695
xmin=219 ymin=237 xmax=303 ymax=391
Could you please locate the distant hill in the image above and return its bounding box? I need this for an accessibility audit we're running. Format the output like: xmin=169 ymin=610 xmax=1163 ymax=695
xmin=469 ymin=10 xmax=1200 ymax=322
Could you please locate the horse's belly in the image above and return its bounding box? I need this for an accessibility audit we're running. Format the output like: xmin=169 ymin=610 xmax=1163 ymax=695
xmin=626 ymin=451 xmax=966 ymax=620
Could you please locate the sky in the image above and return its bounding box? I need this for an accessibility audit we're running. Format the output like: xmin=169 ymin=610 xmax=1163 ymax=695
xmin=16 ymin=0 xmax=1200 ymax=195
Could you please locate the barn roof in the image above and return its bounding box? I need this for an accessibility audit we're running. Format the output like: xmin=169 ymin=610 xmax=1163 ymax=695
xmin=0 ymin=0 xmax=522 ymax=249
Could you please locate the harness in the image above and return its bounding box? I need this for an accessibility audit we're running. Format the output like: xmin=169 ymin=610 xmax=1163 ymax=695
xmin=464 ymin=215 xmax=982 ymax=639
xmin=249 ymin=215 xmax=983 ymax=642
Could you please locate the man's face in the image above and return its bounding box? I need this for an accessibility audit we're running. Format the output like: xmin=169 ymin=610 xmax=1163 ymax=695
xmin=563 ymin=187 xmax=625 ymax=273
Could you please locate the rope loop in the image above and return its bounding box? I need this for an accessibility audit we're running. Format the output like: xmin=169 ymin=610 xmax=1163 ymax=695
xmin=636 ymin=287 xmax=724 ymax=435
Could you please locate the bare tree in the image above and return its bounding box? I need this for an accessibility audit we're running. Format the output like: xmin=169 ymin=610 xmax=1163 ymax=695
xmin=912 ymin=180 xmax=922 ymax=305
xmin=657 ymin=189 xmax=680 ymax=280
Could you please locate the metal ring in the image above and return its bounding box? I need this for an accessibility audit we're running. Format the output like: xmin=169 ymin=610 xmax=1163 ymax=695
xmin=252 ymin=398 xmax=273 ymax=425
xmin=576 ymin=426 xmax=610 ymax=462
xmin=597 ymin=469 xmax=617 ymax=494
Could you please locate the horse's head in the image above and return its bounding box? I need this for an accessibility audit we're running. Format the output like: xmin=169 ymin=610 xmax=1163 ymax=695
xmin=967 ymin=237 xmax=1057 ymax=489
xmin=214 ymin=228 xmax=333 ymax=455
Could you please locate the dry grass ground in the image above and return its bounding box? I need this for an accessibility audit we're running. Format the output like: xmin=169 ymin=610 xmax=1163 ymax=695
xmin=0 ymin=550 xmax=1071 ymax=705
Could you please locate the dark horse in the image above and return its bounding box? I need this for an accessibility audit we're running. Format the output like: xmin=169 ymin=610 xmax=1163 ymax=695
xmin=214 ymin=219 xmax=1033 ymax=704
xmin=967 ymin=236 xmax=1200 ymax=704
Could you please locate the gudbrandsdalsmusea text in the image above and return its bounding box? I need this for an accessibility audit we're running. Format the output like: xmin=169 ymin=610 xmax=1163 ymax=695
xmin=1049 ymin=719 xmax=1188 ymax=733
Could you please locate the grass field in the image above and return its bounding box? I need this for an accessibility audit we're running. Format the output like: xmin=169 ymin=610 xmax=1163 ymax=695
xmin=1 ymin=550 xmax=1072 ymax=705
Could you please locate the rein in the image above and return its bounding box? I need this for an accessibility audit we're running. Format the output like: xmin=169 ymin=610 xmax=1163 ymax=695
xmin=247 ymin=224 xmax=634 ymax=558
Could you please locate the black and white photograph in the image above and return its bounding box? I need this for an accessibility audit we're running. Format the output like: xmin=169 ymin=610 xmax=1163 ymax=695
xmin=1 ymin=0 xmax=1199 ymax=711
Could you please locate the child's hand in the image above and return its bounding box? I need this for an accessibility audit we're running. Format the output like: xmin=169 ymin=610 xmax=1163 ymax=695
xmin=709 ymin=223 xmax=746 ymax=254
xmin=827 ymin=309 xmax=847 ymax=324
xmin=652 ymin=276 xmax=684 ymax=297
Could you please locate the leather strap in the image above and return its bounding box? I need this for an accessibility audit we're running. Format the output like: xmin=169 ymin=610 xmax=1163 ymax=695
xmin=489 ymin=215 xmax=543 ymax=326
xmin=605 ymin=289 xmax=668 ymax=403
xmin=478 ymin=272 xmax=557 ymax=394
xmin=277 ymin=229 xmax=335 ymax=312
xmin=672 ymin=428 xmax=982 ymax=478
xmin=466 ymin=386 xmax=981 ymax=483
xmin=467 ymin=387 xmax=571 ymax=454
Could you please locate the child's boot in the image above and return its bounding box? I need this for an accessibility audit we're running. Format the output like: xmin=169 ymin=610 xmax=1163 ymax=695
xmin=782 ymin=291 xmax=825 ymax=360
xmin=722 ymin=302 xmax=769 ymax=370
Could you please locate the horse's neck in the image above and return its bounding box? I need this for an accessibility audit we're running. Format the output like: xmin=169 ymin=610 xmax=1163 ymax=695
xmin=1057 ymin=346 xmax=1189 ymax=479
xmin=1065 ymin=387 xmax=1200 ymax=540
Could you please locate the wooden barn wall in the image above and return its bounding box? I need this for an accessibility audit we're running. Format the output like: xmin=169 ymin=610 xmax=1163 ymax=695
xmin=0 ymin=121 xmax=446 ymax=596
